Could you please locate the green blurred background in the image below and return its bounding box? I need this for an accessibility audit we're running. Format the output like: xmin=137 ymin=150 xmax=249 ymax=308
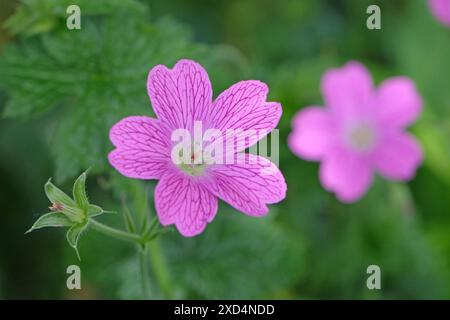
xmin=0 ymin=0 xmax=450 ymax=299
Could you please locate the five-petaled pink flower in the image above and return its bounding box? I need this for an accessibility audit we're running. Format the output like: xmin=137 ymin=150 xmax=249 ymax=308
xmin=288 ymin=61 xmax=423 ymax=203
xmin=109 ymin=59 xmax=286 ymax=236
xmin=428 ymin=0 xmax=450 ymax=27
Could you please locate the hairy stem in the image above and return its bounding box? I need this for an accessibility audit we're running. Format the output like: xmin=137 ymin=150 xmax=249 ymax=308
xmin=89 ymin=218 xmax=142 ymax=243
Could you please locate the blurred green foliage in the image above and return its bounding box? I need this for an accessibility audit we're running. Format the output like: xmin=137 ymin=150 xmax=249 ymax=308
xmin=0 ymin=0 xmax=450 ymax=299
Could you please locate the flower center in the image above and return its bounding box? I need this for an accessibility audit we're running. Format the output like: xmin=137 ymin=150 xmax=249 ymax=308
xmin=346 ymin=123 xmax=377 ymax=152
xmin=177 ymin=147 xmax=207 ymax=176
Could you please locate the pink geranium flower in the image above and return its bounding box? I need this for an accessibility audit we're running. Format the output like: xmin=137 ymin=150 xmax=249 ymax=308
xmin=428 ymin=0 xmax=450 ymax=27
xmin=108 ymin=59 xmax=286 ymax=236
xmin=288 ymin=61 xmax=423 ymax=203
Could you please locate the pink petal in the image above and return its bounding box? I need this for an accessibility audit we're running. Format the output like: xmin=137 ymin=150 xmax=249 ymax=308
xmin=319 ymin=148 xmax=373 ymax=203
xmin=373 ymin=132 xmax=422 ymax=181
xmin=108 ymin=116 xmax=171 ymax=179
xmin=204 ymin=154 xmax=286 ymax=216
xmin=288 ymin=106 xmax=336 ymax=161
xmin=428 ymin=0 xmax=450 ymax=27
xmin=375 ymin=77 xmax=422 ymax=130
xmin=147 ymin=59 xmax=213 ymax=130
xmin=207 ymin=80 xmax=282 ymax=150
xmin=321 ymin=61 xmax=374 ymax=120
xmin=155 ymin=170 xmax=218 ymax=237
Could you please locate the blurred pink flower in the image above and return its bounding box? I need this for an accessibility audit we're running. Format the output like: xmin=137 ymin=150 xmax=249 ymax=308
xmin=109 ymin=59 xmax=286 ymax=236
xmin=428 ymin=0 xmax=450 ymax=27
xmin=289 ymin=61 xmax=423 ymax=203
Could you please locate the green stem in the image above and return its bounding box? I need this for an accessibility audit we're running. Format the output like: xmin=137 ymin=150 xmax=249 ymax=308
xmin=128 ymin=181 xmax=174 ymax=299
xmin=89 ymin=219 xmax=154 ymax=299
xmin=93 ymin=179 xmax=174 ymax=299
xmin=139 ymin=247 xmax=150 ymax=299
xmin=148 ymin=239 xmax=174 ymax=299
xmin=89 ymin=216 xmax=174 ymax=299
xmin=89 ymin=219 xmax=142 ymax=243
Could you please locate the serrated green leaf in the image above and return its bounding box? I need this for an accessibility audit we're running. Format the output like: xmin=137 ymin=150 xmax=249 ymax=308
xmin=26 ymin=212 xmax=73 ymax=234
xmin=3 ymin=0 xmax=147 ymax=37
xmin=66 ymin=223 xmax=87 ymax=260
xmin=73 ymin=171 xmax=89 ymax=210
xmin=0 ymin=9 xmax=232 ymax=182
xmin=44 ymin=178 xmax=76 ymax=207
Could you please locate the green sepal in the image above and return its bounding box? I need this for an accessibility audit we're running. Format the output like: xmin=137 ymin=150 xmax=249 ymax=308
xmin=142 ymin=216 xmax=159 ymax=240
xmin=102 ymin=210 xmax=117 ymax=214
xmin=73 ymin=171 xmax=89 ymax=211
xmin=144 ymin=227 xmax=173 ymax=243
xmin=122 ymin=204 xmax=136 ymax=233
xmin=45 ymin=178 xmax=76 ymax=207
xmin=66 ymin=222 xmax=88 ymax=261
xmin=62 ymin=205 xmax=85 ymax=223
xmin=87 ymin=204 xmax=103 ymax=218
xmin=25 ymin=212 xmax=73 ymax=234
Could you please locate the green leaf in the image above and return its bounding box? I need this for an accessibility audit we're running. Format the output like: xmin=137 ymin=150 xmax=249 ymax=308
xmin=415 ymin=120 xmax=450 ymax=186
xmin=26 ymin=212 xmax=73 ymax=234
xmin=73 ymin=171 xmax=89 ymax=210
xmin=66 ymin=223 xmax=87 ymax=260
xmin=164 ymin=212 xmax=305 ymax=299
xmin=3 ymin=0 xmax=147 ymax=37
xmin=44 ymin=178 xmax=76 ymax=207
xmin=0 ymin=8 xmax=232 ymax=182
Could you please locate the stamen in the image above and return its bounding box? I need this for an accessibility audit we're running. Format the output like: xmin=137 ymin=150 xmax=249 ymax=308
xmin=49 ymin=202 xmax=64 ymax=212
